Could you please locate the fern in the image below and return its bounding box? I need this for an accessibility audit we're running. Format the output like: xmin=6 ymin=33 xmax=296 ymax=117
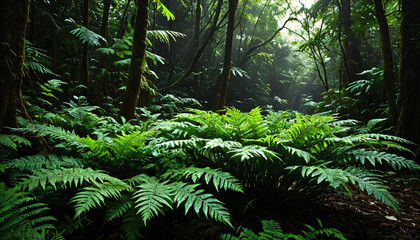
xmin=133 ymin=177 xmax=173 ymax=224
xmin=346 ymin=149 xmax=420 ymax=171
xmin=0 ymin=183 xmax=56 ymax=240
xmin=290 ymin=165 xmax=399 ymax=211
xmin=106 ymin=197 xmax=132 ymax=222
xmin=7 ymin=154 xmax=83 ymax=172
xmin=153 ymin=0 xmax=175 ymax=20
xmin=0 ymin=134 xmax=31 ymax=150
xmin=21 ymin=167 xmax=126 ymax=190
xmin=147 ymin=30 xmax=186 ymax=45
xmin=71 ymin=181 xmax=131 ymax=217
xmin=229 ymin=145 xmax=279 ymax=162
xmin=70 ymin=26 xmax=106 ymax=46
xmin=170 ymin=182 xmax=233 ymax=227
xmin=177 ymin=167 xmax=244 ymax=193
xmin=221 ymin=219 xmax=346 ymax=240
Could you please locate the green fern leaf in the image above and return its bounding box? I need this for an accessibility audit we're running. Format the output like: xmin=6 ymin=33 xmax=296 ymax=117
xmin=8 ymin=154 xmax=82 ymax=172
xmin=133 ymin=177 xmax=173 ymax=224
xmin=170 ymin=182 xmax=233 ymax=227
xmin=71 ymin=181 xmax=131 ymax=217
xmin=0 ymin=134 xmax=31 ymax=150
xmin=70 ymin=26 xmax=106 ymax=46
xmin=179 ymin=167 xmax=244 ymax=193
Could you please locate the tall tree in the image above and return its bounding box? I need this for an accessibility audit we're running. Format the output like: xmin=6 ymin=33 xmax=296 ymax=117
xmin=373 ymin=0 xmax=397 ymax=125
xmin=395 ymin=0 xmax=420 ymax=161
xmin=214 ymin=0 xmax=238 ymax=110
xmin=0 ymin=0 xmax=30 ymax=129
xmin=192 ymin=0 xmax=201 ymax=97
xmin=119 ymin=0 xmax=150 ymax=120
xmin=166 ymin=0 xmax=224 ymax=88
xmin=80 ymin=0 xmax=90 ymax=97
xmin=100 ymin=0 xmax=112 ymax=39
xmin=336 ymin=0 xmax=362 ymax=85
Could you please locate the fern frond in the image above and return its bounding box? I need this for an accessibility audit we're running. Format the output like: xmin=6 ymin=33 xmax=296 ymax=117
xmin=179 ymin=167 xmax=244 ymax=193
xmin=70 ymin=26 xmax=106 ymax=46
xmin=291 ymin=165 xmax=399 ymax=211
xmin=21 ymin=167 xmax=126 ymax=190
xmin=8 ymin=154 xmax=82 ymax=172
xmin=0 ymin=183 xmax=56 ymax=240
xmin=147 ymin=30 xmax=186 ymax=44
xmin=17 ymin=122 xmax=80 ymax=144
xmin=170 ymin=182 xmax=233 ymax=227
xmin=346 ymin=149 xmax=420 ymax=171
xmin=121 ymin=210 xmax=144 ymax=240
xmin=284 ymin=146 xmax=314 ymax=163
xmin=106 ymin=198 xmax=132 ymax=222
xmin=258 ymin=219 xmax=284 ymax=239
xmin=345 ymin=168 xmax=399 ymax=212
xmin=361 ymin=133 xmax=416 ymax=145
xmin=133 ymin=177 xmax=173 ymax=224
xmin=0 ymin=134 xmax=31 ymax=150
xmin=71 ymin=181 xmax=131 ymax=217
xmin=112 ymin=130 xmax=155 ymax=160
xmin=229 ymin=145 xmax=279 ymax=162
xmin=158 ymin=138 xmax=203 ymax=149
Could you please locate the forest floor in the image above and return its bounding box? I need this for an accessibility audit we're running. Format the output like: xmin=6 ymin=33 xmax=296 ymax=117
xmin=323 ymin=177 xmax=420 ymax=240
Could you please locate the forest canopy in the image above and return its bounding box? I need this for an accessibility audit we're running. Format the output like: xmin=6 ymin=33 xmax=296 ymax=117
xmin=0 ymin=0 xmax=420 ymax=239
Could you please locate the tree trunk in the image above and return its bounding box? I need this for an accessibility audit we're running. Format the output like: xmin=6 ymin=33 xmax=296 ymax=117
xmin=373 ymin=0 xmax=397 ymax=125
xmin=337 ymin=0 xmax=363 ymax=85
xmin=166 ymin=0 xmax=224 ymax=89
xmin=0 ymin=0 xmax=30 ymax=130
xmin=214 ymin=0 xmax=238 ymax=110
xmin=80 ymin=0 xmax=90 ymax=97
xmin=192 ymin=0 xmax=201 ymax=98
xmin=395 ymin=0 xmax=420 ymax=161
xmin=118 ymin=0 xmax=132 ymax=38
xmin=100 ymin=0 xmax=112 ymax=39
xmin=119 ymin=0 xmax=150 ymax=120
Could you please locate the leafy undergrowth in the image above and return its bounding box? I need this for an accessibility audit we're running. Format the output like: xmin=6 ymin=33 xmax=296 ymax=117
xmin=0 ymin=98 xmax=419 ymax=239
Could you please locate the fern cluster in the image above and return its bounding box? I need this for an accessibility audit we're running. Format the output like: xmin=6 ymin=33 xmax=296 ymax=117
xmin=3 ymin=102 xmax=418 ymax=239
xmin=155 ymin=107 xmax=419 ymax=211
xmin=221 ymin=219 xmax=346 ymax=240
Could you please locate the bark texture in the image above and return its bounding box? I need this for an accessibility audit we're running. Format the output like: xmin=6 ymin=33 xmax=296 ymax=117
xmin=119 ymin=0 xmax=150 ymax=120
xmin=373 ymin=0 xmax=397 ymax=125
xmin=395 ymin=0 xmax=420 ymax=161
xmin=214 ymin=0 xmax=238 ymax=110
xmin=100 ymin=0 xmax=112 ymax=38
xmin=80 ymin=0 xmax=90 ymax=97
xmin=338 ymin=0 xmax=363 ymax=85
xmin=0 ymin=0 xmax=30 ymax=130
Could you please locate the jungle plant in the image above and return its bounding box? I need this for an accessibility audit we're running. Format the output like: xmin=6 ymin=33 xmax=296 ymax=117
xmin=2 ymin=108 xmax=243 ymax=239
xmin=221 ymin=219 xmax=346 ymax=240
xmin=154 ymin=107 xmax=419 ymax=211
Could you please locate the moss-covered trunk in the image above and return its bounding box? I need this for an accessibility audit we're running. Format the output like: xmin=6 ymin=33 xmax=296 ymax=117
xmin=0 ymin=0 xmax=29 ymax=130
xmin=80 ymin=0 xmax=90 ymax=98
xmin=395 ymin=0 xmax=420 ymax=161
xmin=119 ymin=0 xmax=150 ymax=120
xmin=373 ymin=0 xmax=397 ymax=125
xmin=215 ymin=0 xmax=238 ymax=110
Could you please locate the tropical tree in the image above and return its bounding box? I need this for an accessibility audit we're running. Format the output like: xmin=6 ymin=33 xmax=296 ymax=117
xmin=0 ymin=0 xmax=30 ymax=129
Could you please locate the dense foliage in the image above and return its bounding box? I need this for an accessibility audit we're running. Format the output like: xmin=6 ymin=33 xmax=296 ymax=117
xmin=1 ymin=0 xmax=420 ymax=239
